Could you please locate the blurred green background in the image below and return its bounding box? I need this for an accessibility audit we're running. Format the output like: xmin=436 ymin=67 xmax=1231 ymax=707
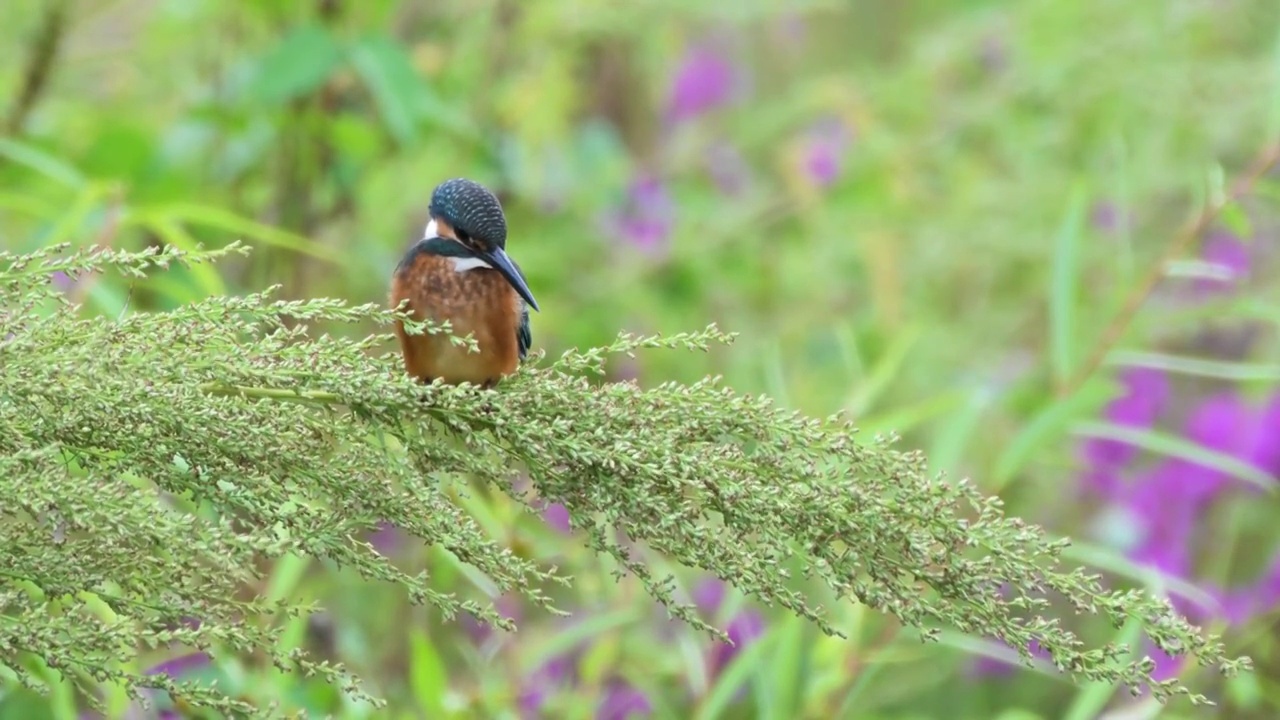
xmin=5 ymin=0 xmax=1280 ymax=717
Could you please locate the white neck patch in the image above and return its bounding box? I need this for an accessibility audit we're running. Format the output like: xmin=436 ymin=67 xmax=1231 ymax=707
xmin=424 ymin=218 xmax=493 ymax=272
xmin=450 ymin=256 xmax=493 ymax=272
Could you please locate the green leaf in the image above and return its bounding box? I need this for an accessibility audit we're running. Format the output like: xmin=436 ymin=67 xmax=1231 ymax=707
xmin=928 ymin=386 xmax=996 ymax=474
xmin=0 ymin=686 xmax=59 ymax=720
xmin=994 ymin=710 xmax=1048 ymax=720
xmin=1050 ymin=182 xmax=1088 ymax=385
xmin=695 ymin=631 xmax=775 ymax=720
xmin=0 ymin=191 xmax=57 ymax=219
xmin=1072 ymin=420 xmax=1276 ymax=492
xmin=520 ymin=607 xmax=641 ymax=674
xmin=753 ymin=614 xmax=806 ymax=720
xmin=249 ymin=23 xmax=343 ymax=105
xmin=0 ymin=138 xmax=86 ymax=189
xmin=991 ymin=378 xmax=1116 ymax=490
xmin=348 ymin=35 xmax=478 ymax=147
xmin=844 ymin=325 xmax=920 ymax=417
xmin=408 ymin=629 xmax=448 ymax=717
xmin=36 ymin=183 xmax=105 ymax=249
xmin=1107 ymin=350 xmax=1280 ymax=382
xmin=348 ymin=36 xmax=425 ymax=145
xmin=135 ymin=203 xmax=343 ymax=262
xmin=1218 ymin=201 xmax=1253 ymax=238
xmin=856 ymin=389 xmax=966 ymax=439
xmin=265 ymin=553 xmax=311 ymax=604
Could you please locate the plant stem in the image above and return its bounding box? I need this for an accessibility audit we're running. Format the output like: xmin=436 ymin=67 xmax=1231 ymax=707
xmin=1060 ymin=142 xmax=1280 ymax=396
xmin=4 ymin=0 xmax=71 ymax=137
xmin=199 ymin=382 xmax=343 ymax=405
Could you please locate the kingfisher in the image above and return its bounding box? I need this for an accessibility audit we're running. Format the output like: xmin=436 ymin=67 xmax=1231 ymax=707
xmin=390 ymin=178 xmax=539 ymax=387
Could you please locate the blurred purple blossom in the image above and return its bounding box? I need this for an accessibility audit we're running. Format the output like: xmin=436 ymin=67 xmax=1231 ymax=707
xmin=368 ymin=519 xmax=403 ymax=556
xmin=687 ymin=577 xmax=766 ymax=679
xmin=666 ymin=45 xmax=737 ymax=123
xmin=1143 ymin=640 xmax=1185 ymax=682
xmin=987 ymin=375 xmax=1280 ymax=683
xmin=1194 ymin=230 xmax=1251 ymax=296
xmin=692 ymin=576 xmax=726 ymax=616
xmin=800 ymin=118 xmax=851 ymax=188
xmin=1170 ymin=392 xmax=1262 ymax=501
xmin=1078 ymin=367 xmax=1169 ymax=485
xmin=596 ymin=680 xmax=652 ymax=720
xmin=1099 ymin=389 xmax=1268 ymax=584
xmin=1091 ymin=200 xmax=1125 ymax=234
xmin=541 ymin=501 xmax=572 ymax=533
xmin=519 ymin=654 xmax=576 ymax=717
xmin=1122 ymin=465 xmax=1196 ymax=579
xmin=51 ymin=271 xmax=75 ymax=292
xmin=462 ymin=595 xmax=523 ymax=647
xmin=145 ymin=651 xmax=210 ymax=678
xmin=604 ymin=174 xmax=675 ymax=256
xmin=709 ymin=609 xmax=765 ymax=675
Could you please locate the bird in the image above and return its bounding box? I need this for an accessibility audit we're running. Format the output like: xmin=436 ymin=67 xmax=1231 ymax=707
xmin=390 ymin=178 xmax=539 ymax=388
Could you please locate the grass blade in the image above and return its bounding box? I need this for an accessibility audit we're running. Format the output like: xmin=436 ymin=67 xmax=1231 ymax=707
xmin=1107 ymin=350 xmax=1280 ymax=382
xmin=1072 ymin=420 xmax=1276 ymax=492
xmin=1050 ymin=181 xmax=1088 ymax=386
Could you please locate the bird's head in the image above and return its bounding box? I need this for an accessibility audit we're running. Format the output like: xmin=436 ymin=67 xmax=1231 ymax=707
xmin=425 ymin=178 xmax=539 ymax=312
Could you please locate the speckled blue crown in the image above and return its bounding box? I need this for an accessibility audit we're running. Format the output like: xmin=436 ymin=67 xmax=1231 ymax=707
xmin=428 ymin=178 xmax=507 ymax=247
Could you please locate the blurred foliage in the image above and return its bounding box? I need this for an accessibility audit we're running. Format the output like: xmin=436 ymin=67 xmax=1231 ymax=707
xmin=4 ymin=0 xmax=1280 ymax=717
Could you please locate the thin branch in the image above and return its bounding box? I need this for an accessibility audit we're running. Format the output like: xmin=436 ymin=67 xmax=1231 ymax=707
xmin=4 ymin=0 xmax=72 ymax=137
xmin=1060 ymin=142 xmax=1280 ymax=396
xmin=199 ymin=382 xmax=342 ymax=405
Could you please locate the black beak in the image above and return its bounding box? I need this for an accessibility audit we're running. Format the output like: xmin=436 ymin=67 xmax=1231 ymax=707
xmin=479 ymin=246 xmax=539 ymax=312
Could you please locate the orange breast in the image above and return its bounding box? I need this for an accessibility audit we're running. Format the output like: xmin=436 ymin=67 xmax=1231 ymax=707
xmin=390 ymin=252 xmax=522 ymax=386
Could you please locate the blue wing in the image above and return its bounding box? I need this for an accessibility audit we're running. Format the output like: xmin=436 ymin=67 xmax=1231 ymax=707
xmin=508 ymin=256 xmax=533 ymax=362
xmin=517 ymin=302 xmax=531 ymax=361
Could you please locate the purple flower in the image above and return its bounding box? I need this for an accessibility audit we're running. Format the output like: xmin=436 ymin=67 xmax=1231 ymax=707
xmin=1194 ymin=230 xmax=1251 ymax=295
xmin=1256 ymin=556 xmax=1280 ymax=607
xmin=666 ymin=45 xmax=737 ymax=123
xmin=51 ymin=271 xmax=76 ymax=292
xmin=145 ymin=651 xmax=210 ymax=678
xmin=709 ymin=610 xmax=765 ymax=675
xmin=1122 ymin=466 xmax=1196 ymax=578
xmin=605 ymin=174 xmax=675 ymax=255
xmin=1171 ymin=392 xmax=1258 ymax=502
xmin=1111 ymin=392 xmax=1261 ymax=580
xmin=596 ymin=680 xmax=652 ymax=720
xmin=1079 ymin=367 xmax=1169 ymax=479
xmin=462 ymin=596 xmax=522 ymax=646
xmin=1143 ymin=639 xmax=1185 ymax=682
xmin=1215 ymin=586 xmax=1262 ymax=626
xmin=1091 ymin=201 xmax=1125 ymax=235
xmin=541 ymin=502 xmax=572 ymax=534
xmin=800 ymin=118 xmax=851 ymax=187
xmin=692 ymin=577 xmax=726 ymax=616
xmin=519 ymin=654 xmax=575 ymax=717
xmin=368 ymin=520 xmax=403 ymax=556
